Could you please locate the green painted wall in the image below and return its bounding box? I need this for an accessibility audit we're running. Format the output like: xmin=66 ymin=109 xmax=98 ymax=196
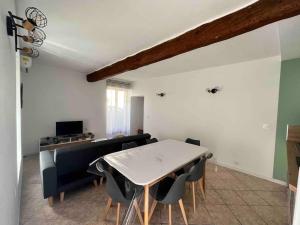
xmin=273 ymin=58 xmax=300 ymax=181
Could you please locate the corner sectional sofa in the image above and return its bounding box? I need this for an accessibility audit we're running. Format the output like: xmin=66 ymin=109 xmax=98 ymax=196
xmin=39 ymin=133 xmax=151 ymax=205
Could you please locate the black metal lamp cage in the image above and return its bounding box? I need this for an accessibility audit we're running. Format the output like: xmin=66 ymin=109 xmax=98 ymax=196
xmin=6 ymin=7 xmax=47 ymax=57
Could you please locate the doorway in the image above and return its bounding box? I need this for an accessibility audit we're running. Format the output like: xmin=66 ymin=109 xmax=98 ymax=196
xmin=130 ymin=96 xmax=144 ymax=135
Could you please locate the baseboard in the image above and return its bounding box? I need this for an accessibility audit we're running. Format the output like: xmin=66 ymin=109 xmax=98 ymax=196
xmin=213 ymin=160 xmax=287 ymax=186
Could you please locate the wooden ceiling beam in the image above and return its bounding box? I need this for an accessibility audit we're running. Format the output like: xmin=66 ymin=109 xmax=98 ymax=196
xmin=87 ymin=0 xmax=300 ymax=82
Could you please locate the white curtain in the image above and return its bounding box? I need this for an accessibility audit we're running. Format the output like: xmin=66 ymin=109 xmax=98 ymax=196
xmin=106 ymin=85 xmax=131 ymax=137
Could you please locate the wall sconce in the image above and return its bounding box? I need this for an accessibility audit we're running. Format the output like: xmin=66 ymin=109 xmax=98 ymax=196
xmin=206 ymin=86 xmax=221 ymax=94
xmin=18 ymin=27 xmax=46 ymax=47
xmin=6 ymin=7 xmax=47 ymax=57
xmin=20 ymin=47 xmax=39 ymax=58
xmin=156 ymin=93 xmax=166 ymax=97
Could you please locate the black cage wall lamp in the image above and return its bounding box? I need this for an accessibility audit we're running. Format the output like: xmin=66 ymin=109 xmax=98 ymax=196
xmin=6 ymin=7 xmax=47 ymax=58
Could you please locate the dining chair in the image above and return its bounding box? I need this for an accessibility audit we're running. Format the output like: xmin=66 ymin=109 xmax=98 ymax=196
xmin=175 ymin=138 xmax=201 ymax=177
xmin=122 ymin=141 xmax=138 ymax=150
xmin=176 ymin=152 xmax=213 ymax=209
xmin=149 ymin=173 xmax=190 ymax=225
xmin=185 ymin=138 xmax=200 ymax=146
xmin=201 ymin=152 xmax=213 ymax=194
xmin=146 ymin=138 xmax=158 ymax=144
xmin=185 ymin=158 xmax=206 ymax=213
xmin=186 ymin=138 xmax=201 ymax=167
xmin=96 ymin=161 xmax=144 ymax=225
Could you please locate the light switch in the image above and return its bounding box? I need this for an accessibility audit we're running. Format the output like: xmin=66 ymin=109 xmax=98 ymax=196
xmin=262 ymin=124 xmax=270 ymax=130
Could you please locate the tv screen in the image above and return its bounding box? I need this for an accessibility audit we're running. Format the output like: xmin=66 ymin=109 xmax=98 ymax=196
xmin=56 ymin=121 xmax=83 ymax=136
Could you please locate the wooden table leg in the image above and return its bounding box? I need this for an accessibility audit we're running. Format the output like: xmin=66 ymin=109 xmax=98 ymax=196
xmin=144 ymin=185 xmax=149 ymax=225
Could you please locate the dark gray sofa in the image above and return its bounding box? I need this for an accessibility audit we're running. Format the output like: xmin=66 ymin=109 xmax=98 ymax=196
xmin=40 ymin=133 xmax=151 ymax=205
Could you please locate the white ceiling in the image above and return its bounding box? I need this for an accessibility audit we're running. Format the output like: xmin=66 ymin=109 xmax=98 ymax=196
xmin=16 ymin=1 xmax=300 ymax=79
xmin=17 ymin=0 xmax=257 ymax=73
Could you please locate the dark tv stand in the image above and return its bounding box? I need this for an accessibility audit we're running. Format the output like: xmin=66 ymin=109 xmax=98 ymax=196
xmin=39 ymin=133 xmax=95 ymax=151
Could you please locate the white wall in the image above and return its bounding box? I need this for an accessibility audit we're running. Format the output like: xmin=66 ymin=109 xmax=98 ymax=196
xmin=130 ymin=96 xmax=144 ymax=135
xmin=0 ymin=0 xmax=21 ymax=224
xmin=132 ymin=56 xmax=281 ymax=179
xmin=22 ymin=60 xmax=107 ymax=155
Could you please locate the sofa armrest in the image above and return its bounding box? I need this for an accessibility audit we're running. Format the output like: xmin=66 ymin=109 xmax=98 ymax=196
xmin=40 ymin=150 xmax=57 ymax=199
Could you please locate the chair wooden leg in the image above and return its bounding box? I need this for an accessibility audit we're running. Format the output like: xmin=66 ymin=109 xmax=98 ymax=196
xmin=168 ymin=204 xmax=172 ymax=225
xmin=60 ymin=192 xmax=65 ymax=202
xmin=178 ymin=199 xmax=188 ymax=225
xmin=149 ymin=200 xmax=157 ymax=222
xmin=104 ymin=197 xmax=112 ymax=220
xmin=48 ymin=197 xmax=53 ymax=206
xmin=203 ymin=163 xmax=206 ymax=193
xmin=133 ymin=199 xmax=144 ymax=225
xmin=100 ymin=177 xmax=104 ymax=185
xmin=116 ymin=203 xmax=121 ymax=225
xmin=199 ymin=178 xmax=206 ymax=200
xmin=93 ymin=179 xmax=98 ymax=187
xmin=192 ymin=182 xmax=196 ymax=213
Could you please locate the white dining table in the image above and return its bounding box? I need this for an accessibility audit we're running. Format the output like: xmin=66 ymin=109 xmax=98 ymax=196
xmin=104 ymin=139 xmax=208 ymax=225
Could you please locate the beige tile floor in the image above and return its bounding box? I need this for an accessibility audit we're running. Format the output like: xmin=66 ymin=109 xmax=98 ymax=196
xmin=20 ymin=155 xmax=289 ymax=225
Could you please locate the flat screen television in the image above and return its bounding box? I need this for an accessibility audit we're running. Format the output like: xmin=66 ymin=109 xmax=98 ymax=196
xmin=56 ymin=121 xmax=83 ymax=136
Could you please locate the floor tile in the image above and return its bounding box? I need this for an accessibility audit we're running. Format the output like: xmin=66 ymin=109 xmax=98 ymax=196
xmin=201 ymin=190 xmax=225 ymax=205
xmin=228 ymin=205 xmax=267 ymax=225
xmin=216 ymin=190 xmax=246 ymax=206
xmin=255 ymin=191 xmax=288 ymax=206
xmin=251 ymin=206 xmax=289 ymax=225
xmin=205 ymin=204 xmax=240 ymax=225
xmin=209 ymin=178 xmax=230 ymax=190
xmin=187 ymin=205 xmax=214 ymax=225
xmin=235 ymin=190 xmax=268 ymax=206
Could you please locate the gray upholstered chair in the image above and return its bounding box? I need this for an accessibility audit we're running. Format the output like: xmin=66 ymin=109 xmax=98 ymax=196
xmin=178 ymin=137 xmax=213 ymax=211
xmin=175 ymin=138 xmax=201 ymax=177
xmin=185 ymin=138 xmax=200 ymax=146
xmin=186 ymin=158 xmax=206 ymax=212
xmin=146 ymin=138 xmax=158 ymax=144
xmin=149 ymin=173 xmax=190 ymax=225
xmin=96 ymin=161 xmax=143 ymax=225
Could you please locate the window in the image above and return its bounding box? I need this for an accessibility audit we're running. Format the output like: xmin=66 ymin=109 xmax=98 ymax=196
xmin=106 ymin=85 xmax=131 ymax=137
